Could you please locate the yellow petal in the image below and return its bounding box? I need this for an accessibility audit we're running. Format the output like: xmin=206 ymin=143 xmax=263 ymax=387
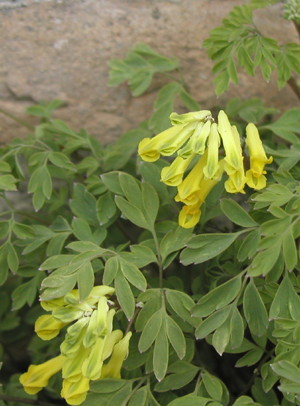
xmin=245 ymin=123 xmax=273 ymax=190
xmin=218 ymin=111 xmax=243 ymax=170
xmin=160 ymin=155 xmax=194 ymax=186
xmin=176 ymin=152 xmax=208 ymax=205
xmin=170 ymin=110 xmax=211 ymax=125
xmin=61 ymin=377 xmax=90 ymax=406
xmin=100 ymin=332 xmax=132 ymax=379
xmin=102 ymin=330 xmax=124 ymax=361
xmin=82 ymin=337 xmax=105 ymax=380
xmin=35 ymin=314 xmax=66 ymax=341
xmin=178 ymin=203 xmax=202 ymax=229
xmin=20 ymin=355 xmax=64 ymax=395
xmin=138 ymin=123 xmax=193 ymax=162
xmin=203 ymin=123 xmax=221 ymax=179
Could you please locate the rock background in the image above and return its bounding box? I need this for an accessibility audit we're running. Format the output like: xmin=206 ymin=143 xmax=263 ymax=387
xmin=0 ymin=0 xmax=299 ymax=145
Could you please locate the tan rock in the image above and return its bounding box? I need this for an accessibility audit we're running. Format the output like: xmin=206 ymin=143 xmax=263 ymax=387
xmin=0 ymin=0 xmax=299 ymax=146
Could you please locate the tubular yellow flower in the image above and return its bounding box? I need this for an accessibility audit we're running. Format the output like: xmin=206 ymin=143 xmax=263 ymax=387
xmin=178 ymin=203 xmax=202 ymax=229
xmin=102 ymin=330 xmax=124 ymax=361
xmin=20 ymin=355 xmax=65 ymax=395
xmin=160 ymin=154 xmax=194 ymax=186
xmin=82 ymin=337 xmax=105 ymax=380
xmin=218 ymin=110 xmax=243 ymax=170
xmin=62 ymin=345 xmax=91 ymax=382
xmin=245 ymin=123 xmax=273 ymax=190
xmin=61 ymin=377 xmax=90 ymax=406
xmin=222 ymin=125 xmax=246 ymax=194
xmin=178 ymin=120 xmax=211 ymax=158
xmin=138 ymin=122 xmax=196 ymax=162
xmin=34 ymin=314 xmax=66 ymax=340
xmin=203 ymin=122 xmax=221 ymax=180
xmin=170 ymin=110 xmax=211 ymax=125
xmin=176 ymin=152 xmax=208 ymax=206
xmin=100 ymin=332 xmax=132 ymax=379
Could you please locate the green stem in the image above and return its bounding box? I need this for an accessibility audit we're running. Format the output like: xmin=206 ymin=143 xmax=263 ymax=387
xmin=0 ymin=108 xmax=34 ymax=130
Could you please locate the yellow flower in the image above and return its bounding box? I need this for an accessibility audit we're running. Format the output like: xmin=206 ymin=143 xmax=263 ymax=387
xmin=82 ymin=337 xmax=105 ymax=380
xmin=170 ymin=110 xmax=211 ymax=125
xmin=40 ymin=297 xmax=65 ymax=312
xmin=100 ymin=332 xmax=132 ymax=379
xmin=178 ymin=120 xmax=211 ymax=157
xmin=218 ymin=111 xmax=244 ymax=169
xmin=102 ymin=330 xmax=124 ymax=361
xmin=178 ymin=203 xmax=202 ymax=229
xmin=20 ymin=355 xmax=65 ymax=395
xmin=62 ymin=345 xmax=91 ymax=382
xmin=61 ymin=377 xmax=90 ymax=406
xmin=245 ymin=123 xmax=273 ymax=190
xmin=138 ymin=122 xmax=196 ymax=162
xmin=175 ymin=152 xmax=208 ymax=206
xmin=203 ymin=122 xmax=221 ymax=180
xmin=34 ymin=314 xmax=66 ymax=340
xmin=160 ymin=154 xmax=194 ymax=186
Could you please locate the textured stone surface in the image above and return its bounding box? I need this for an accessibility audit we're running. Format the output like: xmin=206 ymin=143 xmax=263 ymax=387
xmin=0 ymin=0 xmax=299 ymax=145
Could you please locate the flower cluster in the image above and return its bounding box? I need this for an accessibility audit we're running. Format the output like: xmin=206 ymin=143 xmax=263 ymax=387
xmin=138 ymin=110 xmax=273 ymax=228
xmin=19 ymin=286 xmax=132 ymax=405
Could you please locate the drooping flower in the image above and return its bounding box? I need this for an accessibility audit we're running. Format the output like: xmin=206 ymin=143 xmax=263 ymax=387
xmin=100 ymin=332 xmax=132 ymax=379
xmin=178 ymin=203 xmax=202 ymax=229
xmin=160 ymin=154 xmax=194 ymax=186
xmin=61 ymin=377 xmax=90 ymax=406
xmin=20 ymin=355 xmax=65 ymax=395
xmin=178 ymin=120 xmax=211 ymax=157
xmin=34 ymin=314 xmax=66 ymax=340
xmin=245 ymin=123 xmax=273 ymax=190
xmin=138 ymin=122 xmax=197 ymax=162
xmin=203 ymin=122 xmax=221 ymax=180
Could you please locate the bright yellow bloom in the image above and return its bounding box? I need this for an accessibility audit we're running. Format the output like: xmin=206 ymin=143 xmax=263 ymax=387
xmin=138 ymin=122 xmax=196 ymax=162
xmin=203 ymin=122 xmax=221 ymax=180
xmin=176 ymin=152 xmax=208 ymax=206
xmin=34 ymin=314 xmax=66 ymax=340
xmin=102 ymin=330 xmax=124 ymax=361
xmin=61 ymin=377 xmax=90 ymax=406
xmin=177 ymin=161 xmax=224 ymax=228
xmin=178 ymin=203 xmax=202 ymax=229
xmin=218 ymin=111 xmax=244 ymax=170
xmin=245 ymin=123 xmax=273 ymax=190
xmin=178 ymin=120 xmax=211 ymax=157
xmin=100 ymin=332 xmax=132 ymax=379
xmin=19 ymin=355 xmax=65 ymax=395
xmin=82 ymin=337 xmax=105 ymax=380
xmin=160 ymin=154 xmax=194 ymax=186
xmin=170 ymin=110 xmax=211 ymax=125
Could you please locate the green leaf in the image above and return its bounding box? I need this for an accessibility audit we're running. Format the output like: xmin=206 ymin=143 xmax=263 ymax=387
xmin=114 ymin=274 xmax=135 ymax=320
xmin=237 ymin=229 xmax=260 ymax=262
xmin=232 ymin=395 xmax=262 ymax=406
xmin=49 ymin=151 xmax=76 ymax=171
xmin=214 ymin=71 xmax=230 ymax=96
xmin=166 ymin=315 xmax=186 ymax=360
xmin=128 ymin=386 xmax=148 ymax=406
xmin=166 ymin=289 xmax=195 ymax=322
xmin=220 ymin=199 xmax=257 ymax=227
xmin=229 ymin=307 xmax=244 ymax=350
xmin=139 ymin=308 xmax=163 ymax=353
xmin=212 ymin=317 xmax=231 ymax=356
xmin=7 ymin=242 xmax=19 ymax=273
xmin=180 ymin=233 xmax=240 ymax=265
xmin=192 ymin=276 xmax=242 ymax=318
xmin=11 ymin=273 xmax=43 ymax=310
xmin=70 ymin=184 xmax=98 ymax=226
xmin=269 ymin=275 xmax=300 ymax=320
xmin=282 ymin=228 xmax=297 ymax=270
xmin=0 ymin=174 xmax=18 ymax=191
xmin=96 ymin=192 xmax=117 ymax=225
xmin=101 ymin=172 xmax=123 ymax=195
xmin=195 ymin=306 xmax=232 ymax=340
xmin=271 ymin=361 xmax=300 ymax=384
xmin=168 ymin=394 xmax=214 ymax=406
xmin=120 ymin=245 xmax=157 ymax=268
xmin=115 ymin=196 xmax=149 ymax=229
xmin=235 ymin=348 xmax=264 ymax=368
xmin=153 ymin=322 xmax=169 ymax=381
xmin=160 ymin=226 xmax=193 ymax=266
xmin=202 ymin=371 xmax=223 ymax=402
xmin=247 ymin=241 xmax=281 ymax=277
xmin=103 ymin=256 xmax=120 ymax=285
xmin=77 ymin=261 xmax=94 ymax=300
xmin=243 ymin=280 xmax=268 ymax=336
xmin=142 ymin=182 xmax=159 ymax=228
xmin=40 ymin=254 xmax=75 ymax=270
xmin=261 ymin=109 xmax=300 ymax=143
xmin=149 ymin=82 xmax=182 ymax=133
xmin=119 ymin=258 xmax=147 ymax=291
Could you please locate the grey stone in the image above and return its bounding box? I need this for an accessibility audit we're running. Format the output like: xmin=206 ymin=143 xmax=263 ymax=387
xmin=0 ymin=0 xmax=299 ymax=146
